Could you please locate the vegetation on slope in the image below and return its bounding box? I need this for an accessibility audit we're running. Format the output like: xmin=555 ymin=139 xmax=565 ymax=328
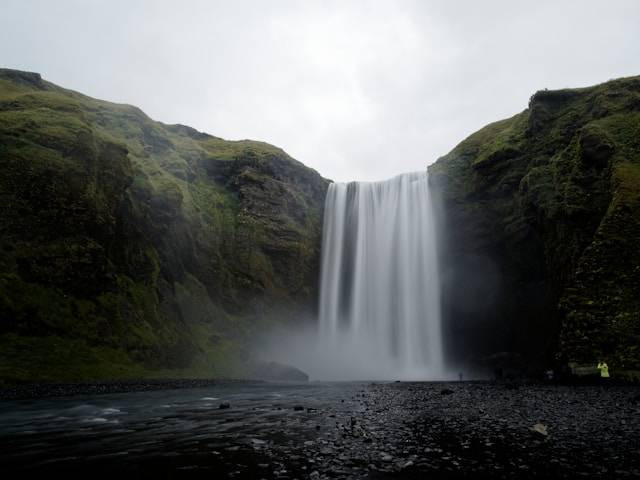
xmin=430 ymin=76 xmax=640 ymax=373
xmin=0 ymin=69 xmax=328 ymax=382
xmin=3 ymin=68 xmax=637 ymax=381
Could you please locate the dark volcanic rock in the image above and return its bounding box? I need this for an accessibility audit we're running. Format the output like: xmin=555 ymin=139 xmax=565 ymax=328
xmin=2 ymin=382 xmax=639 ymax=478
xmin=249 ymin=361 xmax=309 ymax=382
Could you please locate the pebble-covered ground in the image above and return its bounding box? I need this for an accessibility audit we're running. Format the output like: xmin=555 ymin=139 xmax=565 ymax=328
xmin=1 ymin=381 xmax=639 ymax=478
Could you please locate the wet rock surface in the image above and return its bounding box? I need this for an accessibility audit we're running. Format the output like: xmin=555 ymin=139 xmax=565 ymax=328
xmin=0 ymin=379 xmax=257 ymax=400
xmin=1 ymin=381 xmax=639 ymax=478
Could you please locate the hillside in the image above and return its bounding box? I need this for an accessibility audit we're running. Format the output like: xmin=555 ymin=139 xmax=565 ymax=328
xmin=430 ymin=75 xmax=640 ymax=375
xmin=0 ymin=69 xmax=329 ymax=381
xmin=2 ymin=68 xmax=639 ymax=382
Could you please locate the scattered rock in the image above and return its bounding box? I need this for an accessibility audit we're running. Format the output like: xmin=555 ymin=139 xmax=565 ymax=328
xmin=531 ymin=423 xmax=549 ymax=436
xmin=6 ymin=381 xmax=640 ymax=478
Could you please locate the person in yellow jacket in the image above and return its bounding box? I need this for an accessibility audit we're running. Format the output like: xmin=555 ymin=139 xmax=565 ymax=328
xmin=597 ymin=361 xmax=610 ymax=378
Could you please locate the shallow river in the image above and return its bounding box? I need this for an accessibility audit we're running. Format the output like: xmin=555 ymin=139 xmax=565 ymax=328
xmin=1 ymin=381 xmax=639 ymax=478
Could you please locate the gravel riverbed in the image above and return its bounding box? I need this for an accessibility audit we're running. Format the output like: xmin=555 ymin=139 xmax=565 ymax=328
xmin=1 ymin=381 xmax=639 ymax=478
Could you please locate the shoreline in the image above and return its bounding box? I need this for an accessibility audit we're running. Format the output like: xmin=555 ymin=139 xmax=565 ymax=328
xmin=1 ymin=376 xmax=636 ymax=401
xmin=0 ymin=378 xmax=264 ymax=401
xmin=2 ymin=381 xmax=639 ymax=477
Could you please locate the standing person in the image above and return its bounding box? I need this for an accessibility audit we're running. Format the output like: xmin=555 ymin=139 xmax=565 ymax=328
xmin=597 ymin=361 xmax=610 ymax=378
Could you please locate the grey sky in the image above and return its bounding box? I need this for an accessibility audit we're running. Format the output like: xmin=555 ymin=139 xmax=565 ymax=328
xmin=2 ymin=0 xmax=639 ymax=181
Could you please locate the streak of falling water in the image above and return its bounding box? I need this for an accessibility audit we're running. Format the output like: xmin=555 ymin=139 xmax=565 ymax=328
xmin=318 ymin=172 xmax=443 ymax=379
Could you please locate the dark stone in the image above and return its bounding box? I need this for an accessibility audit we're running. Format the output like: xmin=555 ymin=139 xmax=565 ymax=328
xmin=248 ymin=361 xmax=309 ymax=382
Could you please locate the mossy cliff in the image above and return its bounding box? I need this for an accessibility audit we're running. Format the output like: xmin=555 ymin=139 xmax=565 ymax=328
xmin=0 ymin=69 xmax=328 ymax=382
xmin=430 ymin=76 xmax=640 ymax=373
xmin=3 ymin=68 xmax=638 ymax=381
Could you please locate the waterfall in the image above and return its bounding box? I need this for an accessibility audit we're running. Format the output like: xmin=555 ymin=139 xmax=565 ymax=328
xmin=318 ymin=171 xmax=444 ymax=380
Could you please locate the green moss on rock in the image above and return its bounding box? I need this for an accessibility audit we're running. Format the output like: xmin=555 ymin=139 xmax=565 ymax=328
xmin=430 ymin=75 xmax=640 ymax=372
xmin=0 ymin=68 xmax=328 ymax=382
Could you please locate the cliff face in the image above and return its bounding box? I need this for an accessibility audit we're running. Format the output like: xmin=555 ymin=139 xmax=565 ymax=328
xmin=430 ymin=76 xmax=640 ymax=373
xmin=3 ymin=68 xmax=638 ymax=381
xmin=0 ymin=69 xmax=328 ymax=381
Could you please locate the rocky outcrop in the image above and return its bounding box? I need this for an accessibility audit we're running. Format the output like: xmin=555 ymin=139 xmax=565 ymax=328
xmin=248 ymin=361 xmax=309 ymax=382
xmin=430 ymin=76 xmax=640 ymax=373
xmin=0 ymin=69 xmax=329 ymax=381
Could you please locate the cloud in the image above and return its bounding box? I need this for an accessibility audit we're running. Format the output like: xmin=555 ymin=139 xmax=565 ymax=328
xmin=1 ymin=0 xmax=639 ymax=181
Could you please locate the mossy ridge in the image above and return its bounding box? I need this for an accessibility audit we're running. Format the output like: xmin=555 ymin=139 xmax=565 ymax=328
xmin=0 ymin=68 xmax=328 ymax=382
xmin=430 ymin=75 xmax=640 ymax=372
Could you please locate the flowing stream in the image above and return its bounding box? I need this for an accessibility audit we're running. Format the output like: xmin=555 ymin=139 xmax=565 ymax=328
xmin=318 ymin=172 xmax=443 ymax=379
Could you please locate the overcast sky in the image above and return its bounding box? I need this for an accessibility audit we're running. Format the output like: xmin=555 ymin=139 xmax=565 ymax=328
xmin=2 ymin=1 xmax=639 ymax=181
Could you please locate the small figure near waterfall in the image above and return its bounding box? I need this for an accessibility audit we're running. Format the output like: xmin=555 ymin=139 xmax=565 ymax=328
xmin=597 ymin=361 xmax=610 ymax=378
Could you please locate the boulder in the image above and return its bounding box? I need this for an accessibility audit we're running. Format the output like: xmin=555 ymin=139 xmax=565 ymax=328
xmin=249 ymin=361 xmax=309 ymax=382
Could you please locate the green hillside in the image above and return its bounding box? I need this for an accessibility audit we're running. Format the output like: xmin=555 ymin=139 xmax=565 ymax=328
xmin=430 ymin=75 xmax=640 ymax=376
xmin=0 ymin=69 xmax=328 ymax=382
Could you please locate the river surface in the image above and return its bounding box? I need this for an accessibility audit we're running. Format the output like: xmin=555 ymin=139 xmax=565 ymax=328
xmin=1 ymin=381 xmax=640 ymax=478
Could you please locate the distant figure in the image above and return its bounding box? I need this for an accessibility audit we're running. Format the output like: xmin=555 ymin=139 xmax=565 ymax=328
xmin=458 ymin=372 xmax=463 ymax=382
xmin=545 ymin=369 xmax=554 ymax=381
xmin=597 ymin=361 xmax=610 ymax=378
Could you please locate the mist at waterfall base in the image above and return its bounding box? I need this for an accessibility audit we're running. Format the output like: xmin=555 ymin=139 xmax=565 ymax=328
xmin=258 ymin=172 xmax=456 ymax=381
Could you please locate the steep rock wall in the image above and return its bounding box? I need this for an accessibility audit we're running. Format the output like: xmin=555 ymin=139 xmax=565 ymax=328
xmin=430 ymin=76 xmax=640 ymax=373
xmin=0 ymin=69 xmax=328 ymax=381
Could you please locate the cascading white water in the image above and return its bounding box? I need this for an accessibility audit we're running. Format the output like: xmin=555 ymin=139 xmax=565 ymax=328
xmin=318 ymin=171 xmax=444 ymax=380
